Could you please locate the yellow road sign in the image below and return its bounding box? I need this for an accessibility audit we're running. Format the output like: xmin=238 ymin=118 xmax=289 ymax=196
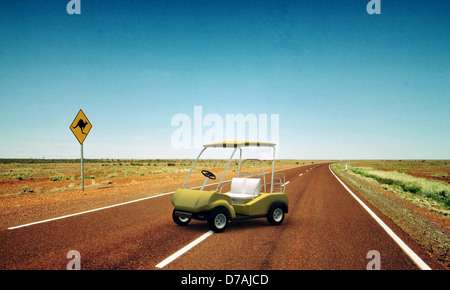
xmin=70 ymin=109 xmax=92 ymax=145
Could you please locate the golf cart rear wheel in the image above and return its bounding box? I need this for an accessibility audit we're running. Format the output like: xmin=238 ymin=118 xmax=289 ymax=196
xmin=207 ymin=209 xmax=229 ymax=233
xmin=267 ymin=206 xmax=285 ymax=225
xmin=172 ymin=210 xmax=191 ymax=226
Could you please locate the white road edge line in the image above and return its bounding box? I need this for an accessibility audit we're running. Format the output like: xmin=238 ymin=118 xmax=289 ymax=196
xmin=7 ymin=192 xmax=174 ymax=230
xmin=155 ymin=230 xmax=214 ymax=269
xmin=8 ymin=165 xmax=304 ymax=230
xmin=8 ymin=180 xmax=228 ymax=230
xmin=329 ymin=164 xmax=431 ymax=270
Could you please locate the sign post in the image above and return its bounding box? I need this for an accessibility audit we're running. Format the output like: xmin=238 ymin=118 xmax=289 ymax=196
xmin=70 ymin=109 xmax=92 ymax=191
xmin=81 ymin=143 xmax=84 ymax=191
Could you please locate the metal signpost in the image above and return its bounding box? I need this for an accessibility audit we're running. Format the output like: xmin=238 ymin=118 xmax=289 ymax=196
xmin=70 ymin=109 xmax=92 ymax=191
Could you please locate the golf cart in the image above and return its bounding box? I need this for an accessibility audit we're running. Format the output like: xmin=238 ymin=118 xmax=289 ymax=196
xmin=171 ymin=141 xmax=288 ymax=233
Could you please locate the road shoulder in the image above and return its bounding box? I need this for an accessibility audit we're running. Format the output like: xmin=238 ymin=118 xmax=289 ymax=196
xmin=331 ymin=163 xmax=450 ymax=269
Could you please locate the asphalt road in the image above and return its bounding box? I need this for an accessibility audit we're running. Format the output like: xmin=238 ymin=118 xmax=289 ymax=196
xmin=0 ymin=163 xmax=442 ymax=270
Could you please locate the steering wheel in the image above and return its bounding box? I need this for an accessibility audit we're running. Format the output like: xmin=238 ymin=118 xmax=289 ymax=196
xmin=201 ymin=170 xmax=216 ymax=180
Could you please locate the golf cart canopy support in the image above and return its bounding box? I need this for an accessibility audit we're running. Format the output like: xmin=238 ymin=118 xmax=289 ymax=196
xmin=183 ymin=140 xmax=278 ymax=193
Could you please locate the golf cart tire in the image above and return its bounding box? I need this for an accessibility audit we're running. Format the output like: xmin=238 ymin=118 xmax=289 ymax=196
xmin=172 ymin=209 xmax=191 ymax=226
xmin=267 ymin=202 xmax=287 ymax=226
xmin=207 ymin=208 xmax=229 ymax=233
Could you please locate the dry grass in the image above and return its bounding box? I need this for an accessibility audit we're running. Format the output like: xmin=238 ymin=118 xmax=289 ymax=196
xmin=349 ymin=160 xmax=450 ymax=185
xmin=350 ymin=167 xmax=450 ymax=210
xmin=0 ymin=159 xmax=318 ymax=197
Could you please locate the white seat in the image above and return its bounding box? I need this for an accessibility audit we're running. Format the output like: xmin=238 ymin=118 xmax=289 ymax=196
xmin=226 ymin=178 xmax=261 ymax=204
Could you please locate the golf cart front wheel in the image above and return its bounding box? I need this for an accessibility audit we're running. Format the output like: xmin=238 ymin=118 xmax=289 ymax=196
xmin=207 ymin=209 xmax=229 ymax=233
xmin=172 ymin=210 xmax=191 ymax=226
xmin=267 ymin=206 xmax=285 ymax=225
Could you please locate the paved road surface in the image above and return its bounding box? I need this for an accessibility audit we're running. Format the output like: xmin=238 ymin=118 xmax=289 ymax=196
xmin=0 ymin=163 xmax=441 ymax=270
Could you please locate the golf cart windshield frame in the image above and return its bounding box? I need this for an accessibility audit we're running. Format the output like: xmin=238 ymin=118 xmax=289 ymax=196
xmin=183 ymin=141 xmax=278 ymax=193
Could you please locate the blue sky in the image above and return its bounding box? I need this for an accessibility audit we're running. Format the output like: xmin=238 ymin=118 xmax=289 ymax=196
xmin=0 ymin=0 xmax=449 ymax=159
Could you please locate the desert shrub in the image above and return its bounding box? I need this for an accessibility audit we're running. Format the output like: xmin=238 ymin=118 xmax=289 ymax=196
xmin=22 ymin=186 xmax=33 ymax=193
xmin=50 ymin=174 xmax=65 ymax=181
xmin=13 ymin=170 xmax=34 ymax=181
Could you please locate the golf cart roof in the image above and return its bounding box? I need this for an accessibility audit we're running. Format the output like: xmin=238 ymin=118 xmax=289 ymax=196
xmin=204 ymin=141 xmax=276 ymax=148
